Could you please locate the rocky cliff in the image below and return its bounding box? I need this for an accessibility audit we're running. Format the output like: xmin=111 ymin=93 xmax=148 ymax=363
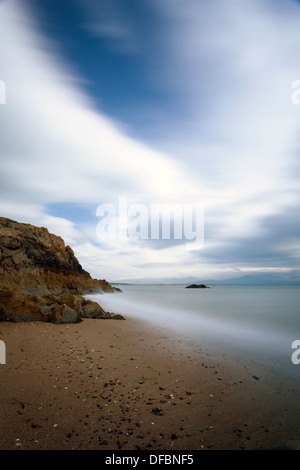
xmin=0 ymin=217 xmax=123 ymax=323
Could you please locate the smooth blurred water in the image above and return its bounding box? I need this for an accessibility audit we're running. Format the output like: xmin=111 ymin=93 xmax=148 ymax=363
xmin=87 ymin=285 xmax=300 ymax=376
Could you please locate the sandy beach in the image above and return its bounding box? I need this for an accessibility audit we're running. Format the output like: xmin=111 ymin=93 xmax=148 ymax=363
xmin=0 ymin=316 xmax=300 ymax=451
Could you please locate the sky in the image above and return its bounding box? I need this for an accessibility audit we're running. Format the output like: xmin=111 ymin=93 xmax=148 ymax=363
xmin=0 ymin=0 xmax=300 ymax=282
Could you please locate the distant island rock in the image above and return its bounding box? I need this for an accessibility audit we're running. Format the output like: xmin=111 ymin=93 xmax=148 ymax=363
xmin=0 ymin=217 xmax=124 ymax=323
xmin=185 ymin=284 xmax=210 ymax=289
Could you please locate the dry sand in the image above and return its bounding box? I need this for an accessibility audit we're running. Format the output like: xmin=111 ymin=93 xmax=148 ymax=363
xmin=0 ymin=317 xmax=300 ymax=451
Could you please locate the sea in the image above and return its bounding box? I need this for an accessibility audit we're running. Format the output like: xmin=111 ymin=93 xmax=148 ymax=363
xmin=87 ymin=284 xmax=300 ymax=380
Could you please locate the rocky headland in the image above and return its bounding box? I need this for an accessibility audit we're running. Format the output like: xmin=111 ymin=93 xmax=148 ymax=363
xmin=0 ymin=217 xmax=123 ymax=323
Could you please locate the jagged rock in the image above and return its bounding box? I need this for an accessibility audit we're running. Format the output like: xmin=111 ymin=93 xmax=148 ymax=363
xmin=0 ymin=287 xmax=43 ymax=322
xmin=113 ymin=287 xmax=123 ymax=293
xmin=0 ymin=217 xmax=114 ymax=295
xmin=81 ymin=299 xmax=107 ymax=319
xmin=104 ymin=312 xmax=125 ymax=320
xmin=56 ymin=292 xmax=85 ymax=316
xmin=109 ymin=313 xmax=125 ymax=320
xmin=0 ymin=286 xmax=123 ymax=323
xmin=0 ymin=217 xmax=124 ymax=323
xmin=53 ymin=304 xmax=81 ymax=324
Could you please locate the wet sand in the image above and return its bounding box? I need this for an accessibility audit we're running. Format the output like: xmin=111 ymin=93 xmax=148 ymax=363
xmin=0 ymin=317 xmax=300 ymax=450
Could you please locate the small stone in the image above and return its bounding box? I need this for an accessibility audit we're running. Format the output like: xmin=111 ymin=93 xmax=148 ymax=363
xmin=98 ymin=438 xmax=107 ymax=445
xmin=151 ymin=408 xmax=163 ymax=416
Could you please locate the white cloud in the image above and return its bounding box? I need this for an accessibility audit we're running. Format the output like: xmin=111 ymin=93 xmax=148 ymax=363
xmin=0 ymin=0 xmax=204 ymax=279
xmin=1 ymin=0 xmax=300 ymax=280
xmin=148 ymin=0 xmax=300 ymax=240
xmin=0 ymin=1 xmax=202 ymax=208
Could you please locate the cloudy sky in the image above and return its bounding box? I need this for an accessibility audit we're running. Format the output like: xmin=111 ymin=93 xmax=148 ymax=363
xmin=0 ymin=0 xmax=300 ymax=282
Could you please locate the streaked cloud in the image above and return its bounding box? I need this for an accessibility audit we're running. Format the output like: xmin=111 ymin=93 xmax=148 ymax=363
xmin=0 ymin=0 xmax=300 ymax=280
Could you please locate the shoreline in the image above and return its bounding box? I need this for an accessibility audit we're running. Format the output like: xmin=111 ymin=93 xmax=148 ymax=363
xmin=0 ymin=317 xmax=300 ymax=450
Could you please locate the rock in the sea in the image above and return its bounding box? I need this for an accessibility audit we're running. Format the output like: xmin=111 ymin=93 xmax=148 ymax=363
xmin=0 ymin=217 xmax=124 ymax=323
xmin=185 ymin=284 xmax=209 ymax=289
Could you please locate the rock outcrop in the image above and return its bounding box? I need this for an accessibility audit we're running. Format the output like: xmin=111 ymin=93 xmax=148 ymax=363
xmin=0 ymin=217 xmax=124 ymax=323
xmin=185 ymin=284 xmax=209 ymax=289
xmin=0 ymin=217 xmax=114 ymax=295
